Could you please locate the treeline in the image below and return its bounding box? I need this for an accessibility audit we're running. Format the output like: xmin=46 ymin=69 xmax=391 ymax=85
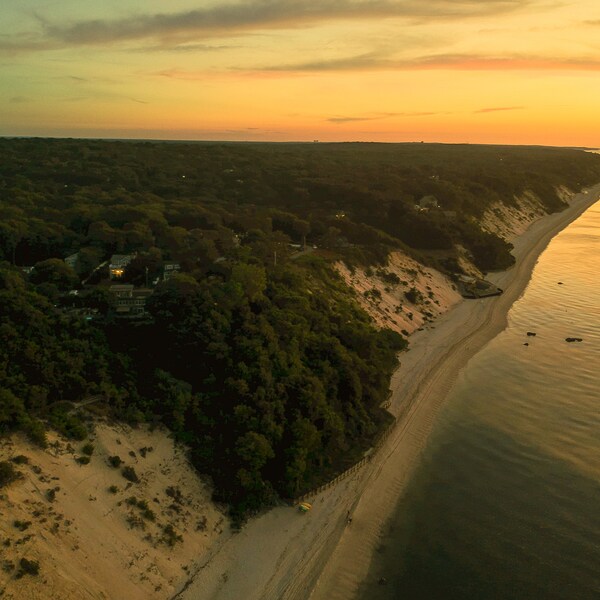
xmin=1 ymin=139 xmax=600 ymax=517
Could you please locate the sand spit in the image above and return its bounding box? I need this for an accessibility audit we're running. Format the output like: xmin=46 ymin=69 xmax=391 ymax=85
xmin=177 ymin=184 xmax=600 ymax=600
xmin=0 ymin=422 xmax=228 ymax=600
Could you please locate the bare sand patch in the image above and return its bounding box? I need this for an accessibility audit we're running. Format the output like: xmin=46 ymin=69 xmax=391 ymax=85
xmin=0 ymin=422 xmax=228 ymax=600
xmin=335 ymin=251 xmax=462 ymax=336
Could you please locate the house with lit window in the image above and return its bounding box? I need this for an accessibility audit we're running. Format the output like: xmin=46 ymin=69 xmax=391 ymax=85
xmin=109 ymin=254 xmax=134 ymax=279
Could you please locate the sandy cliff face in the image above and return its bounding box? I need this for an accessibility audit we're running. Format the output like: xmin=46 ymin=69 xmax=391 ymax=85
xmin=481 ymin=187 xmax=575 ymax=241
xmin=336 ymin=188 xmax=577 ymax=336
xmin=0 ymin=422 xmax=228 ymax=600
xmin=335 ymin=251 xmax=462 ymax=336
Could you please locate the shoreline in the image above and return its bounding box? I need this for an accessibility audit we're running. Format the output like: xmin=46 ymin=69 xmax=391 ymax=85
xmin=176 ymin=185 xmax=600 ymax=600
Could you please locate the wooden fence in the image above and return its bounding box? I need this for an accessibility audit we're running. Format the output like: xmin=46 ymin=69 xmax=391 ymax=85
xmin=294 ymin=411 xmax=397 ymax=503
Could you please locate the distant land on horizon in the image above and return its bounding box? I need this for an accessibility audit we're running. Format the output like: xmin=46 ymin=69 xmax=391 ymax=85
xmin=0 ymin=135 xmax=598 ymax=152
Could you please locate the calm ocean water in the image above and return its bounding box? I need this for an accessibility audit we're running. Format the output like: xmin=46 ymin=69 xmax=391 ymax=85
xmin=360 ymin=200 xmax=600 ymax=599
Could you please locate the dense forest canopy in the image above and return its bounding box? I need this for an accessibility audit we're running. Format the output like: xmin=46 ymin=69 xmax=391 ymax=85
xmin=1 ymin=139 xmax=599 ymax=517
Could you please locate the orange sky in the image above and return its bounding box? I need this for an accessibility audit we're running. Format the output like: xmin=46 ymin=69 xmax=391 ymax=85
xmin=1 ymin=0 xmax=599 ymax=145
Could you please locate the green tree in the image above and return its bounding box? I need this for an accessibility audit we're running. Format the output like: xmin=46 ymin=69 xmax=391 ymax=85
xmin=230 ymin=263 xmax=267 ymax=303
xmin=30 ymin=259 xmax=78 ymax=291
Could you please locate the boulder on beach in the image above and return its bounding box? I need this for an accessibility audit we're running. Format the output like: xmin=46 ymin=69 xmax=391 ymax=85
xmin=565 ymin=337 xmax=583 ymax=343
xmin=526 ymin=332 xmax=536 ymax=337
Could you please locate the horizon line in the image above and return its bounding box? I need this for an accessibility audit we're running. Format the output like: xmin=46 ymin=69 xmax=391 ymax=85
xmin=0 ymin=134 xmax=596 ymax=151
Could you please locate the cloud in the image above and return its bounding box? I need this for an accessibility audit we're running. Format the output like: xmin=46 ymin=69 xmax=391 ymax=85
xmin=129 ymin=43 xmax=238 ymax=54
xmin=474 ymin=105 xmax=525 ymax=113
xmin=328 ymin=116 xmax=381 ymax=123
xmin=265 ymin=51 xmax=386 ymax=72
xmin=0 ymin=39 xmax=58 ymax=55
xmin=155 ymin=68 xmax=206 ymax=81
xmin=2 ymin=1 xmax=528 ymax=52
xmin=261 ymin=52 xmax=600 ymax=73
xmin=327 ymin=110 xmax=442 ymax=123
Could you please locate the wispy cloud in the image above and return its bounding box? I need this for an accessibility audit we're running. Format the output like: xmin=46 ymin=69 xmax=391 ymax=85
xmin=155 ymin=68 xmax=207 ymax=81
xmin=260 ymin=52 xmax=600 ymax=73
xmin=129 ymin=43 xmax=239 ymax=54
xmin=328 ymin=116 xmax=381 ymax=123
xmin=327 ymin=110 xmax=442 ymax=123
xmin=0 ymin=39 xmax=57 ymax=55
xmin=475 ymin=105 xmax=525 ymax=114
xmin=2 ymin=1 xmax=528 ymax=53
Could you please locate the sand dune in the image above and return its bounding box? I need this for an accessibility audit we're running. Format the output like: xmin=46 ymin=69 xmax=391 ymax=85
xmin=0 ymin=422 xmax=228 ymax=600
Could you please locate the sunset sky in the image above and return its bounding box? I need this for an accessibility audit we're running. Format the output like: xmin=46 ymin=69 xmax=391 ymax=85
xmin=1 ymin=0 xmax=599 ymax=145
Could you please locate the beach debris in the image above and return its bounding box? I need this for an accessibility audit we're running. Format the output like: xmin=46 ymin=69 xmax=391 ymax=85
xmin=565 ymin=337 xmax=583 ymax=343
xmin=558 ymin=282 xmax=563 ymax=285
xmin=298 ymin=502 xmax=312 ymax=513
xmin=523 ymin=343 xmax=529 ymax=346
xmin=526 ymin=332 xmax=536 ymax=337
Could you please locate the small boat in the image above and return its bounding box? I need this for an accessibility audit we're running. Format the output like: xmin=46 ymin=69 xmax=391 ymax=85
xmin=298 ymin=502 xmax=312 ymax=513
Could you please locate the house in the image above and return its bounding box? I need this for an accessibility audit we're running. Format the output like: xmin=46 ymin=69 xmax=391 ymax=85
xmin=109 ymin=284 xmax=152 ymax=316
xmin=418 ymin=195 xmax=439 ymax=210
xmin=109 ymin=254 xmax=135 ymax=279
xmin=64 ymin=252 xmax=79 ymax=270
xmin=162 ymin=261 xmax=181 ymax=282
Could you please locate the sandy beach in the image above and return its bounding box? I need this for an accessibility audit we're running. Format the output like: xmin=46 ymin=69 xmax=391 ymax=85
xmin=177 ymin=183 xmax=600 ymax=600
